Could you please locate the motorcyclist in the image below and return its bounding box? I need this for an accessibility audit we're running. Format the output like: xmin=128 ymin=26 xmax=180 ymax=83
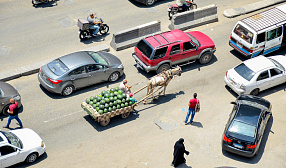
xmin=176 ymin=0 xmax=193 ymax=11
xmin=87 ymin=13 xmax=102 ymax=35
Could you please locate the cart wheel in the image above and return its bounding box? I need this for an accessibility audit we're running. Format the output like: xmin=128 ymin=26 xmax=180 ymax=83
xmin=100 ymin=118 xmax=110 ymax=126
xmin=121 ymin=112 xmax=130 ymax=119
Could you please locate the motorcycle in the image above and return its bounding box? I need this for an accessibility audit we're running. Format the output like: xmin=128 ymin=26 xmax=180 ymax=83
xmin=168 ymin=1 xmax=197 ymax=19
xmin=78 ymin=18 xmax=109 ymax=40
xmin=32 ymin=0 xmax=53 ymax=6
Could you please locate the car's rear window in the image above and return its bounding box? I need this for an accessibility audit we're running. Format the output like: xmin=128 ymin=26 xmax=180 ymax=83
xmin=86 ymin=52 xmax=109 ymax=66
xmin=48 ymin=59 xmax=69 ymax=76
xmin=234 ymin=63 xmax=255 ymax=81
xmin=229 ymin=120 xmax=256 ymax=137
xmin=233 ymin=24 xmax=253 ymax=44
xmin=136 ymin=40 xmax=153 ymax=58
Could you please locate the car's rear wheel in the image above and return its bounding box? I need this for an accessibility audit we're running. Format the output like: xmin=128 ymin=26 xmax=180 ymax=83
xmin=146 ymin=0 xmax=155 ymax=6
xmin=250 ymin=88 xmax=259 ymax=96
xmin=156 ymin=64 xmax=170 ymax=74
xmin=108 ymin=72 xmax=120 ymax=82
xmin=199 ymin=51 xmax=213 ymax=64
xmin=26 ymin=153 xmax=38 ymax=163
xmin=62 ymin=85 xmax=74 ymax=96
xmin=1 ymin=104 xmax=10 ymax=116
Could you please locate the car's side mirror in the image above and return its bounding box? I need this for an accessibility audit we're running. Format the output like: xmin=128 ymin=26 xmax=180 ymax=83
xmin=230 ymin=102 xmax=237 ymax=105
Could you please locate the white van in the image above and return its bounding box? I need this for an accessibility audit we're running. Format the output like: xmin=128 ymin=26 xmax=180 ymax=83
xmin=229 ymin=4 xmax=286 ymax=58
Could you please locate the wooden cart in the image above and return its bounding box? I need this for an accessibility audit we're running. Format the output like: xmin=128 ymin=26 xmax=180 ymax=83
xmin=81 ymin=102 xmax=134 ymax=126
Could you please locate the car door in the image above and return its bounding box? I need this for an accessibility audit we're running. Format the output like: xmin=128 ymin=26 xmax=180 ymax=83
xmin=86 ymin=64 xmax=106 ymax=85
xmin=0 ymin=145 xmax=22 ymax=168
xmin=68 ymin=66 xmax=89 ymax=88
xmin=181 ymin=41 xmax=200 ymax=60
xmin=255 ymin=70 xmax=271 ymax=91
xmin=167 ymin=44 xmax=183 ymax=64
xmin=151 ymin=46 xmax=168 ymax=67
xmin=263 ymin=26 xmax=283 ymax=55
xmin=269 ymin=68 xmax=285 ymax=88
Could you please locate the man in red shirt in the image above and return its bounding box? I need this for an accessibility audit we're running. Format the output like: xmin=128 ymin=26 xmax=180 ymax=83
xmin=3 ymin=98 xmax=23 ymax=128
xmin=185 ymin=93 xmax=199 ymax=125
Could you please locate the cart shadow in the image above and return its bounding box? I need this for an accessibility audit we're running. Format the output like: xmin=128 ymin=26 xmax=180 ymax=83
xmin=140 ymin=90 xmax=185 ymax=105
xmin=83 ymin=112 xmax=139 ymax=132
xmin=80 ymin=33 xmax=110 ymax=44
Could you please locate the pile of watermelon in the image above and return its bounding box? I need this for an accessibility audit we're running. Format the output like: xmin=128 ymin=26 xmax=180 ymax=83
xmin=85 ymin=87 xmax=134 ymax=115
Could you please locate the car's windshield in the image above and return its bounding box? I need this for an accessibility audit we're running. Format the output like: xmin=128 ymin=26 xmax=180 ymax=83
xmin=233 ymin=24 xmax=253 ymax=44
xmin=229 ymin=120 xmax=256 ymax=137
xmin=136 ymin=40 xmax=153 ymax=58
xmin=269 ymin=58 xmax=285 ymax=71
xmin=1 ymin=131 xmax=23 ymax=149
xmin=48 ymin=59 xmax=69 ymax=76
xmin=86 ymin=52 xmax=109 ymax=66
xmin=234 ymin=63 xmax=255 ymax=81
xmin=186 ymin=33 xmax=201 ymax=47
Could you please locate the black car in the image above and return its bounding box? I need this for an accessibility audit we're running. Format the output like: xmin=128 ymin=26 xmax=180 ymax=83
xmin=134 ymin=0 xmax=157 ymax=6
xmin=222 ymin=95 xmax=272 ymax=157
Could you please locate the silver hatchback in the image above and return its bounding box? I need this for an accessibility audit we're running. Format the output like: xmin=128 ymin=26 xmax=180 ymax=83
xmin=38 ymin=51 xmax=124 ymax=96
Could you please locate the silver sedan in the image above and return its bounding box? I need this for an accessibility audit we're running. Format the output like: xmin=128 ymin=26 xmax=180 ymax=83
xmin=38 ymin=51 xmax=124 ymax=96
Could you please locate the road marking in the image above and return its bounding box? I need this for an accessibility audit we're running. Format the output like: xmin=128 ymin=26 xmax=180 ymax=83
xmin=44 ymin=110 xmax=83 ymax=123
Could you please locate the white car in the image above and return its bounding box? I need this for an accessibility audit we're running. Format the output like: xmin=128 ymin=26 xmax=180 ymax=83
xmin=224 ymin=55 xmax=286 ymax=95
xmin=0 ymin=128 xmax=46 ymax=167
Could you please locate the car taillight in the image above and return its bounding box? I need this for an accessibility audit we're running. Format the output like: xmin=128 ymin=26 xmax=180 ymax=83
xmin=223 ymin=134 xmax=232 ymax=143
xmin=40 ymin=67 xmax=42 ymax=72
xmin=48 ymin=78 xmax=62 ymax=84
xmin=246 ymin=144 xmax=257 ymax=149
xmin=226 ymin=71 xmax=228 ymax=76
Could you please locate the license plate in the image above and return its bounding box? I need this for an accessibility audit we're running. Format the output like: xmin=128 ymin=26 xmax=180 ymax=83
xmin=233 ymin=143 xmax=243 ymax=149
xmin=237 ymin=42 xmax=243 ymax=48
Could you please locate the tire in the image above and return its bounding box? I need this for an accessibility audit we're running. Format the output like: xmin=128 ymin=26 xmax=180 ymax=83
xmin=121 ymin=112 xmax=130 ymax=119
xmin=146 ymin=0 xmax=155 ymax=6
xmin=190 ymin=4 xmax=197 ymax=10
xmin=79 ymin=31 xmax=88 ymax=40
xmin=26 ymin=153 xmax=38 ymax=163
xmin=108 ymin=72 xmax=120 ymax=82
xmin=250 ymin=88 xmax=259 ymax=96
xmin=199 ymin=51 xmax=213 ymax=64
xmin=156 ymin=64 xmax=170 ymax=74
xmin=99 ymin=24 xmax=109 ymax=35
xmin=100 ymin=118 xmax=110 ymax=126
xmin=1 ymin=104 xmax=10 ymax=116
xmin=62 ymin=85 xmax=74 ymax=96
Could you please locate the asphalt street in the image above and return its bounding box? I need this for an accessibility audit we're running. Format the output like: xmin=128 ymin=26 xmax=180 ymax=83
xmin=1 ymin=0 xmax=286 ymax=167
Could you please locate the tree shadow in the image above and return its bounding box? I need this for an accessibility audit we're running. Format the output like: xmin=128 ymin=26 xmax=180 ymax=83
xmin=33 ymin=0 xmax=59 ymax=8
xmin=128 ymin=0 xmax=173 ymax=8
xmin=222 ymin=116 xmax=273 ymax=164
xmin=79 ymin=33 xmax=110 ymax=44
xmin=10 ymin=152 xmax=48 ymax=168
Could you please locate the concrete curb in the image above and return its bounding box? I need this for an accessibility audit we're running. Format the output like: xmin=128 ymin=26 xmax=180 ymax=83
xmin=223 ymin=0 xmax=286 ymax=18
xmin=0 ymin=44 xmax=110 ymax=82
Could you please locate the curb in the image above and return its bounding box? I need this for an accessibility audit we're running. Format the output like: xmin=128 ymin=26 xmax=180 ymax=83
xmin=0 ymin=44 xmax=110 ymax=82
xmin=223 ymin=0 xmax=286 ymax=18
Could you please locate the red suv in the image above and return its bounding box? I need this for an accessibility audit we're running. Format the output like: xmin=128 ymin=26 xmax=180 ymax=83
xmin=132 ymin=29 xmax=216 ymax=74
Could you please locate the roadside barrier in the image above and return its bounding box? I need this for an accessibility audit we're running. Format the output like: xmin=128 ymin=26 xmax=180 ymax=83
xmin=169 ymin=4 xmax=218 ymax=30
xmin=110 ymin=21 xmax=161 ymax=51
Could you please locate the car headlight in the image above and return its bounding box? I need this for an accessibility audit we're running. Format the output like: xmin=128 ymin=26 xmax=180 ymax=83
xmin=117 ymin=64 xmax=124 ymax=69
xmin=41 ymin=141 xmax=45 ymax=147
xmin=13 ymin=94 xmax=21 ymax=100
xmin=240 ymin=84 xmax=245 ymax=90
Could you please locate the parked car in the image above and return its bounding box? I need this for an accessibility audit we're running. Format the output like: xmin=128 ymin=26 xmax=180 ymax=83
xmin=224 ymin=55 xmax=286 ymax=96
xmin=222 ymin=95 xmax=272 ymax=157
xmin=0 ymin=82 xmax=21 ymax=115
xmin=38 ymin=51 xmax=124 ymax=96
xmin=132 ymin=29 xmax=216 ymax=74
xmin=133 ymin=0 xmax=158 ymax=6
xmin=0 ymin=128 xmax=46 ymax=167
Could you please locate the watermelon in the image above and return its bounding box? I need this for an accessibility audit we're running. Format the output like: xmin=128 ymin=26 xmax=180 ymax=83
xmin=90 ymin=96 xmax=94 ymax=101
xmin=109 ymin=97 xmax=114 ymax=102
xmin=100 ymin=100 xmax=105 ymax=105
xmin=110 ymin=93 xmax=114 ymax=97
xmin=103 ymin=108 xmax=108 ymax=113
xmin=126 ymin=98 xmax=130 ymax=102
xmin=116 ymin=104 xmax=121 ymax=109
xmin=124 ymin=102 xmax=129 ymax=107
xmin=118 ymin=90 xmax=123 ymax=95
xmin=108 ymin=107 xmax=112 ymax=112
xmin=98 ymin=110 xmax=104 ymax=114
xmin=101 ymin=90 xmax=106 ymax=96
xmin=122 ymin=98 xmax=126 ymax=103
xmin=114 ymin=91 xmax=119 ymax=96
xmin=113 ymin=96 xmax=118 ymax=101
xmin=121 ymin=103 xmax=125 ymax=108
xmin=98 ymin=94 xmax=102 ymax=97
xmin=97 ymin=96 xmax=102 ymax=101
xmin=93 ymin=104 xmax=97 ymax=109
xmin=113 ymin=100 xmax=118 ymax=105
xmin=104 ymin=98 xmax=110 ymax=103
xmin=86 ymin=98 xmax=90 ymax=104
xmin=94 ymin=95 xmax=99 ymax=100
xmin=104 ymin=103 xmax=109 ymax=108
xmin=109 ymin=102 xmax=113 ymax=107
xmin=122 ymin=93 xmax=127 ymax=98
xmin=117 ymin=100 xmax=122 ymax=104
xmin=89 ymin=101 xmax=94 ymax=105
xmin=110 ymin=88 xmax=115 ymax=93
xmin=112 ymin=106 xmax=116 ymax=111
xmin=114 ymin=87 xmax=119 ymax=91
xmin=129 ymin=101 xmax=133 ymax=106
xmin=105 ymin=93 xmax=110 ymax=98
xmin=93 ymin=99 xmax=97 ymax=104
xmin=96 ymin=102 xmax=100 ymax=107
xmin=117 ymin=95 xmax=122 ymax=100
xmin=95 ymin=107 xmax=100 ymax=111
xmin=99 ymin=105 xmax=104 ymax=110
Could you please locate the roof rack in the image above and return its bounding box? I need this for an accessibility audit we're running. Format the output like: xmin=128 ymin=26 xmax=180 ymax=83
xmin=151 ymin=32 xmax=182 ymax=49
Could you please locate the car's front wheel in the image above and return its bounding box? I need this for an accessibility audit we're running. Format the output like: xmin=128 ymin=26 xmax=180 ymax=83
xmin=62 ymin=85 xmax=74 ymax=96
xmin=1 ymin=104 xmax=10 ymax=116
xmin=199 ymin=51 xmax=213 ymax=64
xmin=108 ymin=72 xmax=120 ymax=82
xmin=26 ymin=153 xmax=38 ymax=163
xmin=250 ymin=88 xmax=259 ymax=96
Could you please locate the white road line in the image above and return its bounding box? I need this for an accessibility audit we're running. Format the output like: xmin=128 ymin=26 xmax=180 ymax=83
xmin=44 ymin=109 xmax=84 ymax=123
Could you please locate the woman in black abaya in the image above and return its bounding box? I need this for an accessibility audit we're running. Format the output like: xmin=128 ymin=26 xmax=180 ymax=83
xmin=171 ymin=138 xmax=189 ymax=167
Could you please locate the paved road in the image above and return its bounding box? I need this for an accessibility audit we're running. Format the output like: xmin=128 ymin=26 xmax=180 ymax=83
xmin=1 ymin=0 xmax=286 ymax=167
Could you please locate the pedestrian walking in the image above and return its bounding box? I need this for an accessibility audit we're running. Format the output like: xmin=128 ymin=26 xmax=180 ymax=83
xmin=171 ymin=138 xmax=189 ymax=167
xmin=185 ymin=93 xmax=200 ymax=125
xmin=3 ymin=98 xmax=23 ymax=129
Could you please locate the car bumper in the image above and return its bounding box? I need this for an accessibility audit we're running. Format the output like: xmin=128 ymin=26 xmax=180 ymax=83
xmin=222 ymin=141 xmax=255 ymax=157
xmin=224 ymin=76 xmax=245 ymax=95
xmin=229 ymin=40 xmax=251 ymax=57
xmin=38 ymin=73 xmax=62 ymax=94
xmin=132 ymin=53 xmax=157 ymax=73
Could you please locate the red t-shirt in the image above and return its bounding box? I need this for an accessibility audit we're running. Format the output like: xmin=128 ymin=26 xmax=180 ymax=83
xmin=189 ymin=98 xmax=199 ymax=109
xmin=9 ymin=102 xmax=18 ymax=115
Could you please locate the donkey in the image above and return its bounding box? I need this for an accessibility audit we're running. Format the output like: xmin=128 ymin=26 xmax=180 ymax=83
xmin=143 ymin=66 xmax=182 ymax=104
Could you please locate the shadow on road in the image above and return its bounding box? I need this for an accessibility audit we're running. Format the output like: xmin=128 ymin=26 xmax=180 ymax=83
xmin=176 ymin=163 xmax=192 ymax=168
xmin=79 ymin=33 xmax=110 ymax=44
xmin=128 ymin=0 xmax=173 ymax=8
xmin=189 ymin=121 xmax=203 ymax=128
xmin=142 ymin=90 xmax=185 ymax=105
xmin=11 ymin=152 xmax=48 ymax=168
xmin=222 ymin=116 xmax=273 ymax=164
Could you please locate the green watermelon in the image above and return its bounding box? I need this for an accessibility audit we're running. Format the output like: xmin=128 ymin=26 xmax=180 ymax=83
xmin=101 ymin=90 xmax=106 ymax=96
xmin=105 ymin=93 xmax=110 ymax=98
xmin=103 ymin=108 xmax=108 ymax=113
xmin=99 ymin=105 xmax=104 ymax=110
xmin=116 ymin=104 xmax=121 ymax=109
xmin=98 ymin=110 xmax=104 ymax=114
xmin=122 ymin=98 xmax=126 ymax=103
xmin=121 ymin=103 xmax=125 ymax=108
xmin=97 ymin=96 xmax=102 ymax=101
xmin=109 ymin=97 xmax=114 ymax=102
xmin=104 ymin=98 xmax=110 ymax=103
xmin=117 ymin=100 xmax=122 ymax=104
xmin=112 ymin=106 xmax=116 ymax=111
xmin=98 ymin=94 xmax=103 ymax=98
xmin=129 ymin=101 xmax=133 ymax=106
xmin=94 ymin=95 xmax=99 ymax=100
xmin=108 ymin=107 xmax=112 ymax=112
xmin=114 ymin=87 xmax=119 ymax=91
xmin=126 ymin=98 xmax=130 ymax=102
xmin=93 ymin=104 xmax=97 ymax=109
xmin=93 ymin=99 xmax=97 ymax=104
xmin=89 ymin=101 xmax=94 ymax=105
xmin=122 ymin=93 xmax=127 ymax=98
xmin=109 ymin=102 xmax=113 ymax=107
xmin=118 ymin=90 xmax=123 ymax=95
xmin=90 ymin=96 xmax=94 ymax=101
xmin=113 ymin=100 xmax=118 ymax=105
xmin=114 ymin=96 xmax=118 ymax=101
xmin=104 ymin=103 xmax=109 ymax=108
xmin=110 ymin=93 xmax=114 ymax=97
xmin=114 ymin=91 xmax=119 ymax=96
xmin=124 ymin=102 xmax=129 ymax=107
xmin=100 ymin=100 xmax=105 ymax=105
xmin=96 ymin=102 xmax=100 ymax=107
xmin=95 ymin=107 xmax=100 ymax=111
xmin=110 ymin=88 xmax=115 ymax=93
xmin=117 ymin=95 xmax=122 ymax=100
xmin=86 ymin=98 xmax=90 ymax=104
